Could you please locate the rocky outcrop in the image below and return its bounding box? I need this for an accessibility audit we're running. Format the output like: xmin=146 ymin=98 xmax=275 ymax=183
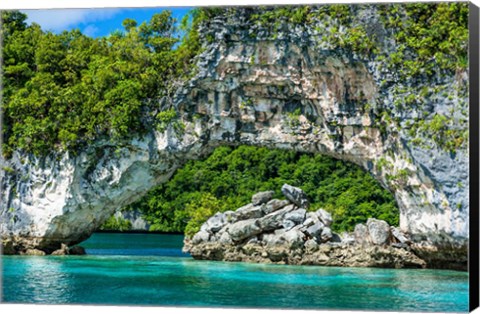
xmin=0 ymin=5 xmax=468 ymax=268
xmin=184 ymin=186 xmax=426 ymax=269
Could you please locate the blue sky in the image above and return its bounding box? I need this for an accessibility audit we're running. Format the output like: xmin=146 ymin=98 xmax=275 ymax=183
xmin=21 ymin=7 xmax=192 ymax=37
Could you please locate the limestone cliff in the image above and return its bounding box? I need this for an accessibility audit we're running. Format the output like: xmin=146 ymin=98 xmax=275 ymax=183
xmin=0 ymin=5 xmax=469 ymax=268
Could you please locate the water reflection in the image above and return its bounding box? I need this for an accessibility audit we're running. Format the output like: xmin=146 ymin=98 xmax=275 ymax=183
xmin=19 ymin=257 xmax=71 ymax=304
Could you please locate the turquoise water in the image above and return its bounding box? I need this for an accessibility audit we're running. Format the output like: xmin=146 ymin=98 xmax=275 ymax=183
xmin=1 ymin=233 xmax=469 ymax=311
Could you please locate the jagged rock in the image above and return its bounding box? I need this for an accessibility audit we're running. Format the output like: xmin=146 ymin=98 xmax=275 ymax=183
xmin=341 ymin=232 xmax=356 ymax=245
xmin=68 ymin=246 xmax=86 ymax=255
xmin=235 ymin=204 xmax=264 ymax=220
xmin=252 ymin=191 xmax=275 ymax=205
xmin=392 ymin=243 xmax=409 ymax=249
xmin=285 ymin=208 xmax=306 ymax=224
xmin=302 ymin=217 xmax=316 ymax=228
xmin=281 ymin=184 xmax=309 ymax=208
xmin=282 ymin=229 xmax=306 ymax=249
xmin=367 ymin=218 xmax=391 ymax=245
xmin=305 ymin=221 xmax=324 ymax=238
xmin=282 ymin=220 xmax=296 ymax=230
xmin=263 ymin=199 xmax=290 ymax=214
xmin=320 ymin=227 xmax=333 ymax=243
xmin=391 ymin=227 xmax=411 ymax=244
xmin=228 ymin=219 xmax=262 ymax=242
xmin=202 ymin=212 xmax=226 ymax=233
xmin=304 ymin=239 xmax=319 ymax=252
xmin=184 ymin=190 xmax=428 ymax=269
xmin=223 ymin=211 xmax=237 ymax=223
xmin=218 ymin=231 xmax=233 ymax=245
xmin=315 ymin=209 xmax=333 ymax=227
xmin=330 ymin=232 xmax=342 ymax=243
xmin=51 ymin=243 xmax=69 ymax=255
xmin=354 ymin=224 xmax=371 ymax=245
xmin=22 ymin=249 xmax=46 ymax=256
xmin=192 ymin=230 xmax=211 ymax=244
xmin=258 ymin=204 xmax=295 ymax=231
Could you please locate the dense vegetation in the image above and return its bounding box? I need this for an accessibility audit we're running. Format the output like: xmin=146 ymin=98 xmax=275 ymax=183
xmin=124 ymin=146 xmax=399 ymax=236
xmin=1 ymin=9 xmax=203 ymax=157
xmin=99 ymin=215 xmax=132 ymax=232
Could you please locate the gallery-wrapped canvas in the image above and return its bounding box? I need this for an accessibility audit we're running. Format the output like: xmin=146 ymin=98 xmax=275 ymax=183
xmin=0 ymin=1 xmax=479 ymax=312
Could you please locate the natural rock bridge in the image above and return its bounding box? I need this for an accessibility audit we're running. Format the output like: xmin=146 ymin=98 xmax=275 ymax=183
xmin=0 ymin=8 xmax=469 ymax=269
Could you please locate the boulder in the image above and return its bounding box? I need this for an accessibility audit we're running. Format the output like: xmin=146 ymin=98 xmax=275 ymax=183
xmin=192 ymin=230 xmax=211 ymax=244
xmin=51 ymin=243 xmax=69 ymax=255
xmin=235 ymin=204 xmax=264 ymax=220
xmin=68 ymin=246 xmax=86 ymax=255
xmin=354 ymin=224 xmax=370 ymax=245
xmin=201 ymin=212 xmax=226 ymax=233
xmin=330 ymin=232 xmax=342 ymax=243
xmin=218 ymin=232 xmax=233 ymax=245
xmin=391 ymin=227 xmax=411 ymax=244
xmin=263 ymin=199 xmax=290 ymax=214
xmin=281 ymin=184 xmax=309 ymax=208
xmin=315 ymin=209 xmax=333 ymax=227
xmin=320 ymin=227 xmax=333 ymax=243
xmin=285 ymin=208 xmax=306 ymax=224
xmin=264 ymin=229 xmax=304 ymax=249
xmin=366 ymin=218 xmax=391 ymax=245
xmin=340 ymin=232 xmax=356 ymax=245
xmin=252 ymin=191 xmax=275 ymax=205
xmin=304 ymin=239 xmax=319 ymax=252
xmin=258 ymin=204 xmax=295 ymax=231
xmin=302 ymin=217 xmax=315 ymax=228
xmin=282 ymin=229 xmax=305 ymax=249
xmin=282 ymin=219 xmax=296 ymax=230
xmin=223 ymin=211 xmax=238 ymax=223
xmin=228 ymin=219 xmax=262 ymax=242
xmin=305 ymin=221 xmax=324 ymax=238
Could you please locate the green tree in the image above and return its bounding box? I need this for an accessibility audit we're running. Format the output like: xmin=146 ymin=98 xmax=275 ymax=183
xmin=128 ymin=146 xmax=399 ymax=234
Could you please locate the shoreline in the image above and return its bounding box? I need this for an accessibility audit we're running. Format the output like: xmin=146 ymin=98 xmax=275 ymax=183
xmin=94 ymin=230 xmax=184 ymax=235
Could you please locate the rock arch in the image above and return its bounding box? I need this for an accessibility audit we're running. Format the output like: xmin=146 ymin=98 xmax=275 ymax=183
xmin=0 ymin=10 xmax=468 ymax=267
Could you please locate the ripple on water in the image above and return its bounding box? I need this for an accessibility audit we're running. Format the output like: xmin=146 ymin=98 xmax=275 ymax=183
xmin=1 ymin=233 xmax=469 ymax=311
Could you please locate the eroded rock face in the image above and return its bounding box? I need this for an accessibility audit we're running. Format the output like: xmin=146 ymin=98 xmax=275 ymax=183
xmin=0 ymin=6 xmax=468 ymax=268
xmin=183 ymin=187 xmax=427 ymax=269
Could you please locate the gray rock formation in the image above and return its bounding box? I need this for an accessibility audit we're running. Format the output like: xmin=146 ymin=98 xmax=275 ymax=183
xmin=0 ymin=6 xmax=468 ymax=268
xmin=252 ymin=191 xmax=274 ymax=206
xmin=184 ymin=187 xmax=427 ymax=269
xmin=367 ymin=218 xmax=391 ymax=245
xmin=281 ymin=184 xmax=309 ymax=208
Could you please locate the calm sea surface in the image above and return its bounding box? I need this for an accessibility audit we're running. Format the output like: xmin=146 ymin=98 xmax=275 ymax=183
xmin=1 ymin=233 xmax=468 ymax=311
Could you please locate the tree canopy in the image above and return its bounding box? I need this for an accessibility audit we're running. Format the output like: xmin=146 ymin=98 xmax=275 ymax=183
xmin=1 ymin=9 xmax=201 ymax=157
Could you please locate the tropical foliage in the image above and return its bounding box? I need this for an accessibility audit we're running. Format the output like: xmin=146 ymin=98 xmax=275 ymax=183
xmin=126 ymin=146 xmax=399 ymax=235
xmin=1 ymin=10 xmax=202 ymax=157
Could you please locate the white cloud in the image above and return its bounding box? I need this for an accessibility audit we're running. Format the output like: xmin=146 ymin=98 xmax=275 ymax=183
xmin=21 ymin=8 xmax=122 ymax=32
xmin=83 ymin=24 xmax=100 ymax=37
